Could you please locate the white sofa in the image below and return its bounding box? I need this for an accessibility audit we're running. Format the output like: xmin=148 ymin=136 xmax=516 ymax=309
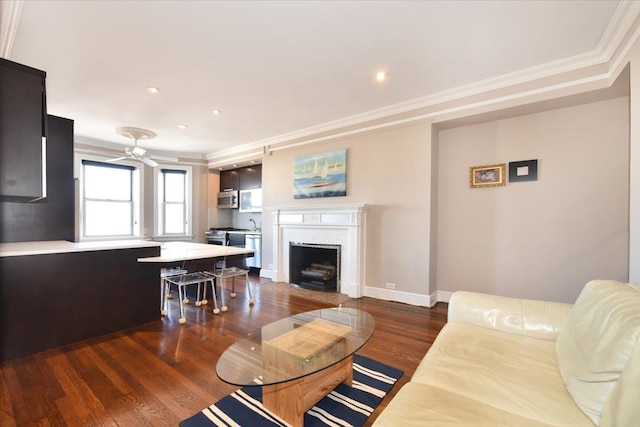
xmin=373 ymin=280 xmax=640 ymax=426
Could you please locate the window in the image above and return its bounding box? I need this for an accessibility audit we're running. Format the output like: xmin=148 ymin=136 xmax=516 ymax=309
xmin=81 ymin=160 xmax=139 ymax=238
xmin=156 ymin=167 xmax=192 ymax=237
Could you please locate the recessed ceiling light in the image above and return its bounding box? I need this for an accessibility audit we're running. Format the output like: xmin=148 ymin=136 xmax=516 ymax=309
xmin=177 ymin=124 xmax=187 ymax=129
xmin=232 ymin=164 xmax=238 ymax=168
xmin=251 ymin=160 xmax=256 ymax=164
xmin=375 ymin=71 xmax=387 ymax=82
xmin=212 ymin=109 xmax=222 ymax=115
xmin=147 ymin=86 xmax=160 ymax=94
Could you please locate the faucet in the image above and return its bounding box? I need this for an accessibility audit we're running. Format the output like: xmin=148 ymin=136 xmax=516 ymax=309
xmin=249 ymin=218 xmax=258 ymax=231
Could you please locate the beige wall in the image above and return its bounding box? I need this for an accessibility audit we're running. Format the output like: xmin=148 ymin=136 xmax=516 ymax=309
xmin=192 ymin=164 xmax=209 ymax=243
xmin=262 ymin=122 xmax=433 ymax=296
xmin=436 ymin=97 xmax=629 ymax=303
xmin=629 ymin=42 xmax=640 ymax=283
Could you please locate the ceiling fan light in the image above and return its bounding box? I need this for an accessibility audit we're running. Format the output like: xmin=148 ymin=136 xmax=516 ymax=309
xmin=132 ymin=146 xmax=146 ymax=156
xmin=113 ymin=126 xmax=158 ymax=167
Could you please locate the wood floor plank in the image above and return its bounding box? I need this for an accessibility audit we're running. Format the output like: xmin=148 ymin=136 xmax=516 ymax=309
xmin=96 ymin=334 xmax=213 ymax=423
xmin=1 ymin=278 xmax=448 ymax=426
xmin=10 ymin=354 xmax=69 ymax=426
xmin=45 ymin=351 xmax=116 ymax=427
xmin=90 ymin=343 xmax=179 ymax=427
xmin=0 ymin=366 xmax=17 ymax=427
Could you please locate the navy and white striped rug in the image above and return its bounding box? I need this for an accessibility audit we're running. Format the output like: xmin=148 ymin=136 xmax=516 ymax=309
xmin=179 ymin=355 xmax=402 ymax=427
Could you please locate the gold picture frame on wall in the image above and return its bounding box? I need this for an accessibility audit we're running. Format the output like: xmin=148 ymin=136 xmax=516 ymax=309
xmin=470 ymin=163 xmax=506 ymax=188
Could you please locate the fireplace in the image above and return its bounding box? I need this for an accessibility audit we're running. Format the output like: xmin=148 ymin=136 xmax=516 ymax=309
xmin=289 ymin=243 xmax=341 ymax=292
xmin=267 ymin=204 xmax=369 ymax=297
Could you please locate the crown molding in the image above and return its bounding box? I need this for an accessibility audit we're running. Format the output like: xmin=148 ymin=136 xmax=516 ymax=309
xmin=0 ymin=0 xmax=23 ymax=58
xmin=206 ymin=1 xmax=640 ymax=162
xmin=207 ymin=150 xmax=264 ymax=169
xmin=597 ymin=0 xmax=640 ymax=59
xmin=74 ymin=136 xmax=206 ymax=164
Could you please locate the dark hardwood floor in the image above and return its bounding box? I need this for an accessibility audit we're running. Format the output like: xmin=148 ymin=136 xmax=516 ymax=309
xmin=0 ymin=277 xmax=448 ymax=426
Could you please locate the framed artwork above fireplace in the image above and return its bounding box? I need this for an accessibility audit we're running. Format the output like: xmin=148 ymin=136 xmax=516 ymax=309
xmin=293 ymin=149 xmax=347 ymax=199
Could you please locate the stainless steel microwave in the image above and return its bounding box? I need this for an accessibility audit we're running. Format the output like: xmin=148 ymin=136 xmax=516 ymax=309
xmin=217 ymin=190 xmax=238 ymax=209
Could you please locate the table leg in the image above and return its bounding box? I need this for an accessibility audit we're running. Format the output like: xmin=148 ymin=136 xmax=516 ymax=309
xmin=262 ymin=355 xmax=353 ymax=427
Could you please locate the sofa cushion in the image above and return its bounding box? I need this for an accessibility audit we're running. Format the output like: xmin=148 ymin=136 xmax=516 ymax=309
xmin=372 ymin=382 xmax=557 ymax=427
xmin=412 ymin=322 xmax=593 ymax=426
xmin=599 ymin=335 xmax=640 ymax=427
xmin=556 ymin=280 xmax=640 ymax=425
xmin=448 ymin=291 xmax=573 ymax=341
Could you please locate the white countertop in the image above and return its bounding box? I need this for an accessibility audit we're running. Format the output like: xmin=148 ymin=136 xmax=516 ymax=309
xmin=226 ymin=230 xmax=261 ymax=235
xmin=137 ymin=241 xmax=254 ymax=263
xmin=0 ymin=240 xmax=162 ymax=257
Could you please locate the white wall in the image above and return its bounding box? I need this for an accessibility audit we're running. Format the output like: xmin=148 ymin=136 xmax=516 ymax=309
xmin=436 ymin=97 xmax=629 ymax=303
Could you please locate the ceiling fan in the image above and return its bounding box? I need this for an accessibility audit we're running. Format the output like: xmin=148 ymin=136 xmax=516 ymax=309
xmin=108 ymin=127 xmax=159 ymax=167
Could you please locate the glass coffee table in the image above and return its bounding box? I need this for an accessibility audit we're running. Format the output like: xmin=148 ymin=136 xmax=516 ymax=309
xmin=216 ymin=307 xmax=375 ymax=427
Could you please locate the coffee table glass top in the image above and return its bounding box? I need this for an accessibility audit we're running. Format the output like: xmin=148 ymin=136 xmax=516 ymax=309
xmin=216 ymin=307 xmax=375 ymax=386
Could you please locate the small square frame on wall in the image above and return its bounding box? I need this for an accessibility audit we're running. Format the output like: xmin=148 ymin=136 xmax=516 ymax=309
xmin=509 ymin=159 xmax=538 ymax=182
xmin=470 ymin=163 xmax=506 ymax=188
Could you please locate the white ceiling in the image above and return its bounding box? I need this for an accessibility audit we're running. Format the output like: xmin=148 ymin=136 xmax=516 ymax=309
xmin=4 ymin=0 xmax=622 ymax=156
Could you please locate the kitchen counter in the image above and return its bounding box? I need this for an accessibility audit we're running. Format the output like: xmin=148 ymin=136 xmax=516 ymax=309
xmin=1 ymin=239 xmax=160 ymax=361
xmin=226 ymin=229 xmax=261 ymax=235
xmin=138 ymin=241 xmax=254 ymax=263
xmin=0 ymin=239 xmax=161 ymax=257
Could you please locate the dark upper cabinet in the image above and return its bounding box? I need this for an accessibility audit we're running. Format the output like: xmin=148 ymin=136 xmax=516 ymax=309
xmin=0 ymin=115 xmax=75 ymax=243
xmin=0 ymin=58 xmax=47 ymax=201
xmin=220 ymin=165 xmax=262 ymax=192
xmin=220 ymin=169 xmax=240 ymax=191
xmin=239 ymin=164 xmax=262 ymax=190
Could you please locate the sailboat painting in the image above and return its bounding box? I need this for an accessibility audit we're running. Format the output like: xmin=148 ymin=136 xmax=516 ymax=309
xmin=293 ymin=149 xmax=347 ymax=199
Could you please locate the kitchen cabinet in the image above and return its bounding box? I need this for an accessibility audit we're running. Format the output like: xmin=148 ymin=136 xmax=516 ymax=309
xmin=0 ymin=58 xmax=47 ymax=201
xmin=239 ymin=164 xmax=262 ymax=190
xmin=239 ymin=188 xmax=262 ymax=212
xmin=0 ymin=243 xmax=160 ymax=361
xmin=228 ymin=232 xmax=246 ymax=248
xmin=219 ymin=165 xmax=262 ymax=192
xmin=1 ymin=115 xmax=74 ymax=243
xmin=227 ymin=232 xmax=246 ymax=269
xmin=220 ymin=169 xmax=240 ymax=191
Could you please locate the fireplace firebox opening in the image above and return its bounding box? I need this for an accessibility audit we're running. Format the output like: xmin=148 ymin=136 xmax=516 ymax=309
xmin=289 ymin=243 xmax=341 ymax=292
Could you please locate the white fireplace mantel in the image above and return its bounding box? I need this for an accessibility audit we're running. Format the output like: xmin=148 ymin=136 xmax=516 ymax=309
xmin=270 ymin=204 xmax=369 ymax=298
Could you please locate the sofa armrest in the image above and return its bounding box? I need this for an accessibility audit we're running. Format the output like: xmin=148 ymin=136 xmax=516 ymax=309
xmin=448 ymin=291 xmax=573 ymax=341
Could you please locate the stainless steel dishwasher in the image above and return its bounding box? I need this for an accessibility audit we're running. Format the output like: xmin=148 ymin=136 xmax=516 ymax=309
xmin=245 ymin=234 xmax=261 ymax=269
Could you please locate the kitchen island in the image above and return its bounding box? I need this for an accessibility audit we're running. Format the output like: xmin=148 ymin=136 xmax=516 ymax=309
xmin=0 ymin=240 xmax=161 ymax=361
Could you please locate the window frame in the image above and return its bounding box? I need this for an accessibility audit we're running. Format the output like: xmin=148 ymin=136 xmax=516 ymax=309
xmin=154 ymin=165 xmax=192 ymax=240
xmin=75 ymin=154 xmax=144 ymax=241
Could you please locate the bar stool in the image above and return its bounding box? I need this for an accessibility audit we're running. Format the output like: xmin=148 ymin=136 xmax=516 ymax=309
xmin=206 ymin=266 xmax=254 ymax=307
xmin=164 ymin=272 xmax=223 ymax=324
xmin=160 ymin=267 xmax=187 ymax=316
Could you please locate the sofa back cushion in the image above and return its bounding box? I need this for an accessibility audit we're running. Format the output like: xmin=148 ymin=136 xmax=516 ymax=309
xmin=556 ymin=280 xmax=640 ymax=425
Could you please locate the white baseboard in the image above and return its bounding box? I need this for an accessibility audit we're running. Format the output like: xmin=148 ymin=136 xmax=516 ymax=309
xmin=340 ymin=281 xmax=359 ymax=299
xmin=260 ymin=269 xmax=277 ymax=281
xmin=260 ymin=273 xmax=455 ymax=306
xmin=437 ymin=290 xmax=454 ymax=303
xmin=364 ymin=286 xmax=434 ymax=307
